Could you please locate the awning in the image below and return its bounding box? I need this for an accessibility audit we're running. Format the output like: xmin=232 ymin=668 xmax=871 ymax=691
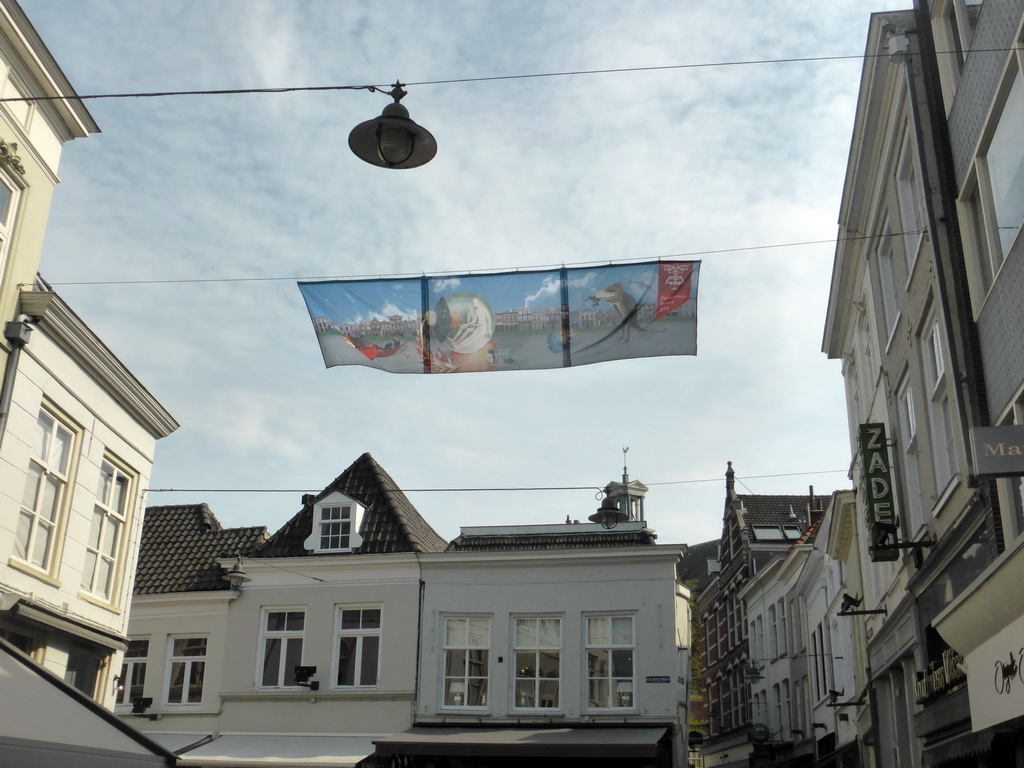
xmin=5 ymin=598 xmax=128 ymax=651
xmin=922 ymin=731 xmax=995 ymax=768
xmin=177 ymin=734 xmax=377 ymax=767
xmin=373 ymin=727 xmax=668 ymax=758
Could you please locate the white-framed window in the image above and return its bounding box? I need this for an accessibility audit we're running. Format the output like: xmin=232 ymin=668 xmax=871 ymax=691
xmin=586 ymin=614 xmax=635 ymax=709
xmin=922 ymin=317 xmax=956 ymax=489
xmin=303 ymin=492 xmax=364 ymax=554
xmin=15 ymin=408 xmax=76 ymax=573
xmin=877 ymin=223 xmax=901 ymax=341
xmin=81 ymin=459 xmax=134 ymax=601
xmin=931 ymin=0 xmax=984 ymax=107
xmin=777 ymin=599 xmax=788 ymax=657
xmin=259 ymin=609 xmax=305 ymax=687
xmin=896 ymin=131 xmax=927 ymax=266
xmin=768 ymin=604 xmax=778 ymax=658
xmin=336 ymin=607 xmax=380 ymax=687
xmin=117 ymin=638 xmax=149 ymax=706
xmin=166 ymin=637 xmax=207 ymax=705
xmin=0 ymin=170 xmax=21 ymax=278
xmin=442 ymin=616 xmax=489 ymax=708
xmin=960 ymin=58 xmax=1024 ymax=309
xmin=513 ymin=616 xmax=561 ymax=709
xmin=898 ymin=376 xmax=924 ymax=533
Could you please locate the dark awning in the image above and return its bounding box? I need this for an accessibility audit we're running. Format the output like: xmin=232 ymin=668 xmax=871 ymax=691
xmin=922 ymin=730 xmax=995 ymax=768
xmin=374 ymin=727 xmax=667 ymax=759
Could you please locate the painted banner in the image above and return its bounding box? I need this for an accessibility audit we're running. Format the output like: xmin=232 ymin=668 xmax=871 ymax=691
xmin=298 ymin=260 xmax=698 ymax=374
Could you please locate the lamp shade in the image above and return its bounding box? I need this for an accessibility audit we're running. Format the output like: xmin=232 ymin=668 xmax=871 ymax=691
xmin=349 ymin=101 xmax=437 ymax=169
xmin=588 ymin=496 xmax=628 ymax=529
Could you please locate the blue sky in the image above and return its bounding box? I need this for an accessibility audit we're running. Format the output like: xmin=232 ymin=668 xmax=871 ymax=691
xmin=21 ymin=0 xmax=874 ymax=546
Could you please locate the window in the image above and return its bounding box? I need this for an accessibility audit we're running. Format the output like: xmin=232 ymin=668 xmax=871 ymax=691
xmin=117 ymin=639 xmax=149 ymax=705
xmin=65 ymin=644 xmax=103 ymax=699
xmin=81 ymin=460 xmax=134 ymax=601
xmin=336 ymin=607 xmax=380 ymax=687
xmin=513 ymin=617 xmax=560 ymax=709
xmin=877 ymin=224 xmax=900 ymax=340
xmin=586 ymin=615 xmax=635 ymax=709
xmin=931 ymin=0 xmax=984 ymax=107
xmin=961 ymin=62 xmax=1024 ymax=307
xmin=922 ymin=317 xmax=956 ymax=489
xmin=898 ymin=377 xmax=924 ymax=533
xmin=16 ymin=409 xmax=76 ymax=572
xmin=443 ymin=616 xmax=489 ymax=707
xmin=0 ymin=170 xmax=21 ymax=278
xmin=260 ymin=610 xmax=305 ymax=687
xmin=303 ymin=493 xmax=364 ymax=553
xmin=897 ymin=132 xmax=927 ymax=266
xmin=768 ymin=605 xmax=778 ymax=658
xmin=777 ymin=600 xmax=788 ymax=657
xmin=167 ymin=637 xmax=207 ymax=705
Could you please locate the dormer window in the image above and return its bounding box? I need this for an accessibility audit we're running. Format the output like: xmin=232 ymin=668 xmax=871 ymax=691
xmin=303 ymin=492 xmax=364 ymax=554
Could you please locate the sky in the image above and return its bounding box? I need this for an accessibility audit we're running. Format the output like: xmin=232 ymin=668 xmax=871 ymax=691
xmin=19 ymin=0 xmax=877 ymax=548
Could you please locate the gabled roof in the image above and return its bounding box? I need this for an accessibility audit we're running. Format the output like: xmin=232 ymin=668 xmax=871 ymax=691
xmin=733 ymin=493 xmax=831 ymax=543
xmin=447 ymin=527 xmax=657 ymax=552
xmin=257 ymin=453 xmax=447 ymax=557
xmin=676 ymin=538 xmax=720 ymax=593
xmin=134 ymin=504 xmax=268 ymax=595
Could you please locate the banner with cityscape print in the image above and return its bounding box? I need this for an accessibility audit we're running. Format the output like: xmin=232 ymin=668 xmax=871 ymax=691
xmin=298 ymin=260 xmax=698 ymax=374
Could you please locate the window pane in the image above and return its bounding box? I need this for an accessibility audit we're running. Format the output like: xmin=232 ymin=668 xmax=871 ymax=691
xmin=538 ymin=649 xmax=559 ymax=678
xmin=52 ymin=425 xmax=72 ymax=473
xmin=445 ymin=648 xmax=466 ymax=676
xmin=988 ymin=74 xmax=1024 ymax=255
xmin=467 ymin=618 xmax=488 ymax=646
xmin=341 ymin=610 xmax=361 ymax=630
xmin=127 ymin=640 xmax=149 ymax=657
xmin=15 ymin=511 xmax=31 ymax=559
xmin=611 ymin=616 xmax=633 ymax=644
xmin=175 ymin=638 xmax=207 ymax=656
xmin=266 ymin=612 xmax=285 ymax=631
xmin=168 ymin=662 xmax=185 ymax=702
xmin=187 ymin=662 xmax=205 ymax=703
xmin=361 ymin=609 xmax=380 ymax=629
xmin=612 ymin=649 xmax=634 ymax=676
xmin=515 ymin=618 xmax=538 ymax=647
xmin=539 ymin=679 xmax=559 ymax=707
xmin=360 ymin=636 xmax=379 ymax=685
xmin=515 ymin=651 xmax=535 ymax=678
xmin=34 ymin=412 xmax=52 ymax=458
xmin=97 ymin=464 xmax=113 ymax=503
xmin=537 ymin=618 xmax=560 ymax=648
xmin=285 ymin=611 xmax=305 ymax=631
xmin=515 ymin=679 xmax=534 ymax=707
xmin=284 ymin=638 xmax=303 ymax=686
xmin=41 ymin=475 xmax=61 ymax=521
xmin=588 ymin=617 xmax=609 ymax=645
xmin=114 ymin=474 xmax=130 ymax=514
xmin=445 ymin=618 xmax=467 ymax=647
xmin=262 ymin=638 xmax=281 ymax=686
xmin=338 ymin=636 xmax=356 ymax=685
xmin=30 ymin=522 xmax=51 ymax=567
xmin=21 ymin=463 xmax=41 ymax=509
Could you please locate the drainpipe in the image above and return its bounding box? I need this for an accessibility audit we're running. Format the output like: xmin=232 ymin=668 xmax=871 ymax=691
xmin=0 ymin=316 xmax=32 ymax=451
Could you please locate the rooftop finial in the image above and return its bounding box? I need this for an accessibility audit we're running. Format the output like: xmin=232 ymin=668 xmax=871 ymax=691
xmin=622 ymin=446 xmax=630 ymax=483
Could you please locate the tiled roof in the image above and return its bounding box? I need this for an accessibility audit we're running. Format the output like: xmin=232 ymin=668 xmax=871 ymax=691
xmin=256 ymin=453 xmax=447 ymax=557
xmin=447 ymin=528 xmax=658 ymax=552
xmin=676 ymin=538 xmax=720 ymax=592
xmin=733 ymin=493 xmax=834 ymax=543
xmin=134 ymin=504 xmax=268 ymax=595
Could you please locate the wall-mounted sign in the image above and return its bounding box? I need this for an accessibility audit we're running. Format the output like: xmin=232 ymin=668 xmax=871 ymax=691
xmin=971 ymin=425 xmax=1024 ymax=478
xmin=646 ymin=675 xmax=671 ymax=684
xmin=860 ymin=423 xmax=899 ymax=562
